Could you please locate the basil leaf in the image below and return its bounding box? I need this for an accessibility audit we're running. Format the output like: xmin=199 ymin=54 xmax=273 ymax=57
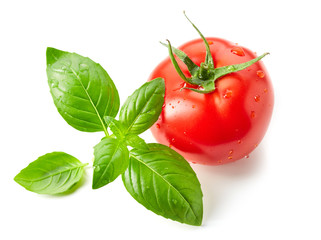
xmin=46 ymin=47 xmax=120 ymax=134
xmin=14 ymin=152 xmax=87 ymax=195
xmin=104 ymin=116 xmax=126 ymax=139
xmin=122 ymin=144 xmax=203 ymax=226
xmin=125 ymin=134 xmax=148 ymax=150
xmin=93 ymin=137 xmax=129 ymax=189
xmin=119 ymin=78 xmax=165 ymax=135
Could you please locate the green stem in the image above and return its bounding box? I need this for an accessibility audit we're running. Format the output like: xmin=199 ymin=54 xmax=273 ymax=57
xmin=160 ymin=42 xmax=199 ymax=75
xmin=162 ymin=12 xmax=270 ymax=94
xmin=213 ymin=52 xmax=270 ymax=81
xmin=184 ymin=11 xmax=214 ymax=68
xmin=166 ymin=40 xmax=189 ymax=82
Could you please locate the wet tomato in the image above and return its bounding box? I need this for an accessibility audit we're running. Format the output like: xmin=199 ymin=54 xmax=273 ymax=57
xmin=149 ymin=37 xmax=273 ymax=165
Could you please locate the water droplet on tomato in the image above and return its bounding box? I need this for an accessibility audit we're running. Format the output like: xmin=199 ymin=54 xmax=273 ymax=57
xmin=256 ymin=70 xmax=265 ymax=78
xmin=237 ymin=140 xmax=242 ymax=144
xmin=245 ymin=155 xmax=250 ymax=158
xmin=173 ymin=82 xmax=187 ymax=91
xmin=229 ymin=150 xmax=233 ymax=155
xmin=223 ymin=89 xmax=233 ymax=99
xmin=228 ymin=156 xmax=233 ymax=160
xmin=264 ymin=88 xmax=268 ymax=93
xmin=192 ymin=162 xmax=197 ymax=164
xmin=218 ymin=160 xmax=223 ymax=164
xmin=156 ymin=123 xmax=160 ymax=129
xmin=177 ymin=100 xmax=180 ymax=104
xmin=208 ymin=41 xmax=213 ymax=45
xmin=251 ymin=111 xmax=256 ymax=118
xmin=162 ymin=103 xmax=166 ymax=108
xmin=254 ymin=95 xmax=261 ymax=102
xmin=171 ymin=138 xmax=176 ymax=143
xmin=183 ymin=131 xmax=187 ymax=135
xmin=192 ymin=105 xmax=196 ymax=108
xmin=231 ymin=46 xmax=245 ymax=56
xmin=172 ymin=106 xmax=175 ymax=109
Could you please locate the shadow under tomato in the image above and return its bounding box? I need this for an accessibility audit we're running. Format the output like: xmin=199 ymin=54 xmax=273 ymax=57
xmin=190 ymin=144 xmax=265 ymax=224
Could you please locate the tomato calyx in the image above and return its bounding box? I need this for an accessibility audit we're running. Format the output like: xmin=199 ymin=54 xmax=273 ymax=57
xmin=162 ymin=12 xmax=270 ymax=94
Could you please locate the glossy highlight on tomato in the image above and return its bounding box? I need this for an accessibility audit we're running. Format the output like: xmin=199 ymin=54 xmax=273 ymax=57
xmin=149 ymin=38 xmax=274 ymax=165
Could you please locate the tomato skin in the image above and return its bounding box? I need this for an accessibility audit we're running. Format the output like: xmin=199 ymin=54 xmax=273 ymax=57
xmin=149 ymin=38 xmax=274 ymax=165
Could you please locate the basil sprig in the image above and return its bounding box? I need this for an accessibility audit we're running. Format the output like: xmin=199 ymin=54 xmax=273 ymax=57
xmin=14 ymin=48 xmax=203 ymax=226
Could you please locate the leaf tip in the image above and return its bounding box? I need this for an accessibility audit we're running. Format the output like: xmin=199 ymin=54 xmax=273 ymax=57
xmin=46 ymin=47 xmax=65 ymax=65
xmin=92 ymin=178 xmax=109 ymax=190
xmin=13 ymin=173 xmax=21 ymax=184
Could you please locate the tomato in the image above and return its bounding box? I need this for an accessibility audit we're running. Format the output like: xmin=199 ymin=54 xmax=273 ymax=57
xmin=149 ymin=37 xmax=274 ymax=165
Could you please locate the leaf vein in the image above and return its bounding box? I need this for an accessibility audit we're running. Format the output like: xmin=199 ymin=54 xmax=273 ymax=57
xmin=129 ymin=154 xmax=198 ymax=221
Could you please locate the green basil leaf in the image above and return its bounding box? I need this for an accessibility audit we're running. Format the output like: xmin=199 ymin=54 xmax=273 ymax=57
xmin=119 ymin=78 xmax=165 ymax=135
xmin=14 ymin=152 xmax=87 ymax=195
xmin=104 ymin=116 xmax=126 ymax=139
xmin=122 ymin=143 xmax=203 ymax=226
xmin=125 ymin=134 xmax=148 ymax=150
xmin=46 ymin=47 xmax=120 ymax=134
xmin=93 ymin=137 xmax=129 ymax=189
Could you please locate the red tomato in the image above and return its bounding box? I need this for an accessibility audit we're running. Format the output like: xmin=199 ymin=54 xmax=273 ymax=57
xmin=149 ymin=38 xmax=274 ymax=165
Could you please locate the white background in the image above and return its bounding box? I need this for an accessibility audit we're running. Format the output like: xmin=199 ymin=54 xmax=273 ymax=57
xmin=1 ymin=0 xmax=320 ymax=239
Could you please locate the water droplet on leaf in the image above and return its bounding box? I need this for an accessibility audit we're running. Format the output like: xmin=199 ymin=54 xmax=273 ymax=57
xmin=50 ymin=82 xmax=58 ymax=88
xmin=79 ymin=63 xmax=89 ymax=71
